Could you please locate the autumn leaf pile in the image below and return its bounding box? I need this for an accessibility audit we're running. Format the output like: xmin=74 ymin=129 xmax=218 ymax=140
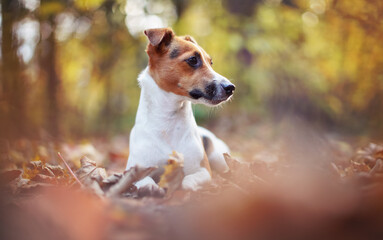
xmin=1 ymin=139 xmax=383 ymax=240
xmin=1 ymin=150 xmax=185 ymax=199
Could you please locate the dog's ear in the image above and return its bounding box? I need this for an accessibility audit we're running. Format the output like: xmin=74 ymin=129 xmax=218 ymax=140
xmin=184 ymin=35 xmax=197 ymax=44
xmin=144 ymin=28 xmax=174 ymax=47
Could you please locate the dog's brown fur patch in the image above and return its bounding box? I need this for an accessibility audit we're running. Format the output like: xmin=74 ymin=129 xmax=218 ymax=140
xmin=145 ymin=29 xmax=214 ymax=97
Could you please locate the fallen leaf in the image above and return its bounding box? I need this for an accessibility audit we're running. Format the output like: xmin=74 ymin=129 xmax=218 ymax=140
xmin=31 ymin=173 xmax=57 ymax=184
xmin=76 ymin=156 xmax=107 ymax=183
xmin=40 ymin=167 xmax=55 ymax=177
xmin=0 ymin=169 xmax=22 ymax=185
xmin=102 ymin=173 xmax=123 ymax=189
xmin=106 ymin=166 xmax=156 ymax=198
xmin=45 ymin=163 xmax=65 ymax=177
xmin=75 ymin=156 xmax=108 ymax=195
xmin=27 ymin=160 xmax=44 ymax=170
xmin=22 ymin=162 xmax=40 ymax=180
xmin=353 ymin=143 xmax=383 ymax=169
xmin=158 ymin=151 xmax=184 ymax=195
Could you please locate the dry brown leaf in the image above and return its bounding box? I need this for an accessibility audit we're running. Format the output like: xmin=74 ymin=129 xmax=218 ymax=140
xmin=101 ymin=173 xmax=124 ymax=194
xmin=21 ymin=159 xmax=69 ymax=186
xmin=26 ymin=160 xmax=44 ymax=170
xmin=75 ymin=156 xmax=108 ymax=195
xmin=76 ymin=156 xmax=108 ymax=183
xmin=0 ymin=169 xmax=22 ymax=185
xmin=106 ymin=166 xmax=157 ymax=198
xmin=22 ymin=162 xmax=41 ymax=180
xmin=102 ymin=173 xmax=123 ymax=186
xmin=31 ymin=173 xmax=57 ymax=184
xmin=45 ymin=163 xmax=65 ymax=177
xmin=3 ymin=157 xmax=72 ymax=194
xmin=354 ymin=143 xmax=383 ymax=168
xmin=0 ymin=169 xmax=24 ymax=194
xmin=158 ymin=151 xmax=184 ymax=195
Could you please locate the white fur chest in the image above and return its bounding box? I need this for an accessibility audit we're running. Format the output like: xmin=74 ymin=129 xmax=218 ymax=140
xmin=126 ymin=69 xmax=205 ymax=175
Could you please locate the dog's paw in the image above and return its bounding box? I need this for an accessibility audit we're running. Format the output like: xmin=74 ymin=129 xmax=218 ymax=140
xmin=182 ymin=175 xmax=201 ymax=191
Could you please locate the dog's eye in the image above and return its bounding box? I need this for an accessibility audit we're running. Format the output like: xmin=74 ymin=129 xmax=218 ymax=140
xmin=210 ymin=59 xmax=213 ymax=65
xmin=186 ymin=56 xmax=198 ymax=67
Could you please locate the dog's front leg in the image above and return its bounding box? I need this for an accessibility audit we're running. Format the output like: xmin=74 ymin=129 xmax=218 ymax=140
xmin=182 ymin=167 xmax=211 ymax=191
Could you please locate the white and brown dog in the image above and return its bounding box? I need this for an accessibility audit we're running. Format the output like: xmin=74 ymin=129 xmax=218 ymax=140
xmin=126 ymin=28 xmax=235 ymax=192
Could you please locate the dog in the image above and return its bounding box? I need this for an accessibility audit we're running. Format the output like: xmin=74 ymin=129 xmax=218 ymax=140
xmin=126 ymin=28 xmax=235 ymax=192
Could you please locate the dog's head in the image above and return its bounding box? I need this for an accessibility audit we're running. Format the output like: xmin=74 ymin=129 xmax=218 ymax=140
xmin=144 ymin=28 xmax=235 ymax=106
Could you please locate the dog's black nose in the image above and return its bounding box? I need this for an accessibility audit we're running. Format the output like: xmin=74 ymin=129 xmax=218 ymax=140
xmin=221 ymin=82 xmax=235 ymax=96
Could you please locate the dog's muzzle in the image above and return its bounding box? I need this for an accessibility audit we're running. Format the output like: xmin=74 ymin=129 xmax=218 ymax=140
xmin=206 ymin=80 xmax=235 ymax=103
xmin=189 ymin=80 xmax=235 ymax=105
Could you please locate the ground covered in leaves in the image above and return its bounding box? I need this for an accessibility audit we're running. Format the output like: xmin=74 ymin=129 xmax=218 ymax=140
xmin=1 ymin=122 xmax=383 ymax=240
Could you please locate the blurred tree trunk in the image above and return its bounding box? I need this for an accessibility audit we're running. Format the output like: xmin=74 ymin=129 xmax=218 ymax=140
xmin=0 ymin=0 xmax=26 ymax=140
xmin=40 ymin=18 xmax=61 ymax=139
xmin=171 ymin=0 xmax=189 ymax=17
xmin=99 ymin=1 xmax=123 ymax=134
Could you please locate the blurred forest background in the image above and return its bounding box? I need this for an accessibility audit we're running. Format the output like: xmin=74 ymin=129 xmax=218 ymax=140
xmin=0 ymin=0 xmax=382 ymax=141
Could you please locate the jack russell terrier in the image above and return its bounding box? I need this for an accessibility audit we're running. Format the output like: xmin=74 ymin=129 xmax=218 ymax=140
xmin=126 ymin=28 xmax=235 ymax=192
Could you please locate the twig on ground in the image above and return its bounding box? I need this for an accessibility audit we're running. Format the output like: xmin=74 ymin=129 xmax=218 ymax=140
xmin=57 ymin=152 xmax=84 ymax=187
